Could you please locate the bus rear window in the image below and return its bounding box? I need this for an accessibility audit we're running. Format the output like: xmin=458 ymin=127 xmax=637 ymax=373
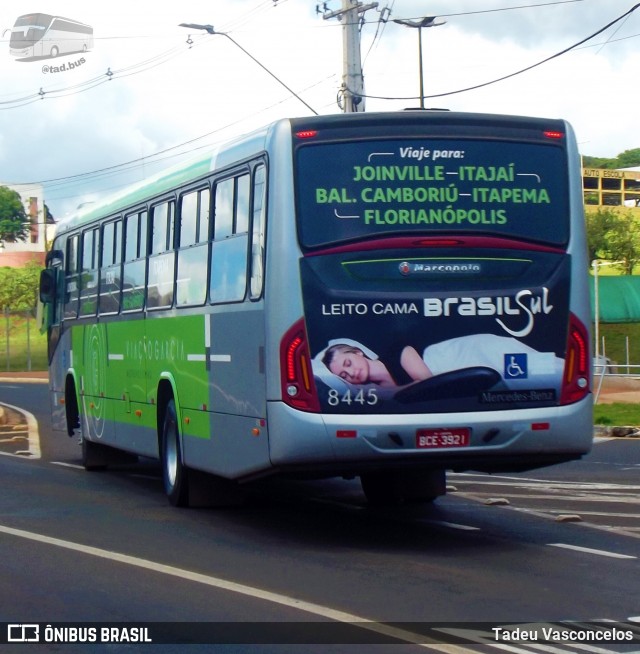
xmin=296 ymin=139 xmax=569 ymax=249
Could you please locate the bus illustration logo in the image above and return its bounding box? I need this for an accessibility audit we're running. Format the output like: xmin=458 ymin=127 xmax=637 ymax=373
xmin=7 ymin=13 xmax=93 ymax=61
xmin=8 ymin=624 xmax=40 ymax=642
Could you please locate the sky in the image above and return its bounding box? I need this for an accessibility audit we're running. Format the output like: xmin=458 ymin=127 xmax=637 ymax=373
xmin=0 ymin=0 xmax=638 ymax=220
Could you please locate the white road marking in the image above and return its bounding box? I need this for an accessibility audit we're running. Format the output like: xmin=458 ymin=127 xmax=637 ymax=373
xmin=548 ymin=543 xmax=636 ymax=559
xmin=0 ymin=523 xmax=477 ymax=653
xmin=51 ymin=461 xmax=84 ymax=470
xmin=420 ymin=520 xmax=480 ymax=531
xmin=309 ymin=498 xmax=365 ymax=511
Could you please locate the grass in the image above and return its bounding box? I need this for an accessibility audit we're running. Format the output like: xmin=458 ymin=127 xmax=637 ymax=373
xmin=596 ymin=322 xmax=640 ymax=368
xmin=593 ymin=323 xmax=640 ymax=425
xmin=0 ymin=312 xmax=48 ymax=372
xmin=593 ymin=402 xmax=640 ymax=426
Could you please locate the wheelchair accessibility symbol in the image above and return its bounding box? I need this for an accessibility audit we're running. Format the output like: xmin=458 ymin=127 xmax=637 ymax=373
xmin=504 ymin=353 xmax=528 ymax=379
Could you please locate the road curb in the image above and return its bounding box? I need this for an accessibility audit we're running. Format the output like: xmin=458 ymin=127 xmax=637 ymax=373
xmin=0 ymin=377 xmax=49 ymax=384
xmin=594 ymin=425 xmax=640 ymax=439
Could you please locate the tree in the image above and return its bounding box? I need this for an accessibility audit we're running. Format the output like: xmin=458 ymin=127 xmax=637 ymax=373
xmin=615 ymin=148 xmax=640 ymax=169
xmin=582 ymin=147 xmax=640 ymax=170
xmin=0 ymin=186 xmax=30 ymax=244
xmin=586 ymin=208 xmax=640 ymax=274
xmin=0 ymin=261 xmax=42 ymax=310
xmin=606 ymin=215 xmax=640 ymax=275
xmin=586 ymin=208 xmax=616 ymax=262
xmin=44 ymin=203 xmax=55 ymax=224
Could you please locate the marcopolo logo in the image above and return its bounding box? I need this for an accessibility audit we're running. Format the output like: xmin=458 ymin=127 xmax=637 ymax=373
xmin=399 ymin=260 xmax=482 ymax=276
xmin=6 ymin=12 xmax=93 ymax=63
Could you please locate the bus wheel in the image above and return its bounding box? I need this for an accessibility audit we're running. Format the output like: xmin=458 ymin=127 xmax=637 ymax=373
xmin=360 ymin=469 xmax=446 ymax=506
xmin=161 ymin=398 xmax=189 ymax=507
xmin=65 ymin=379 xmax=81 ymax=438
xmin=50 ymin=46 xmax=59 ymax=58
xmin=82 ymin=437 xmax=138 ymax=470
xmin=81 ymin=437 xmax=108 ymax=471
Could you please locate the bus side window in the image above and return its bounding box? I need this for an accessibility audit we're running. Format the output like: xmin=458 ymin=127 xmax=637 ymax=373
xmin=176 ymin=188 xmax=209 ymax=307
xmin=147 ymin=200 xmax=175 ymax=309
xmin=122 ymin=211 xmax=146 ymax=312
xmin=250 ymin=164 xmax=267 ymax=300
xmin=99 ymin=218 xmax=122 ymax=315
xmin=79 ymin=227 xmax=99 ymax=317
xmin=63 ymin=234 xmax=80 ymax=320
xmin=210 ymin=174 xmax=249 ymax=304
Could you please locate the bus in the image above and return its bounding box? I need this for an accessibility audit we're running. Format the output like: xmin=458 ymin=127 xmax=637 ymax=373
xmin=39 ymin=111 xmax=593 ymax=508
xmin=9 ymin=13 xmax=93 ymax=60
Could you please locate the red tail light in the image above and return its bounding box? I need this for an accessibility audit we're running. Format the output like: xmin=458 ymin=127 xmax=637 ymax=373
xmin=280 ymin=318 xmax=320 ymax=412
xmin=560 ymin=313 xmax=591 ymax=405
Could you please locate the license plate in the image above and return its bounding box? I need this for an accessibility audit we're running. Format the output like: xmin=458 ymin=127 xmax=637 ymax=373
xmin=416 ymin=428 xmax=470 ymax=449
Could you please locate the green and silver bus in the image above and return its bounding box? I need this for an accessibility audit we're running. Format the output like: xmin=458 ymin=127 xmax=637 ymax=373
xmin=40 ymin=111 xmax=593 ymax=507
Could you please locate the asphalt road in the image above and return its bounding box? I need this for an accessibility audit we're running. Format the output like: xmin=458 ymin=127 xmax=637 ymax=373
xmin=0 ymin=380 xmax=638 ymax=654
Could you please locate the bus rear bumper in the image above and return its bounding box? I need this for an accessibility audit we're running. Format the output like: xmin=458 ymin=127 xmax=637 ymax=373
xmin=266 ymin=397 xmax=593 ymax=476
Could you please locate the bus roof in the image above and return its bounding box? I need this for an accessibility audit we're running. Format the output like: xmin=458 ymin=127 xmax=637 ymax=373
xmin=56 ymin=121 xmax=275 ymax=233
xmin=13 ymin=13 xmax=92 ymax=28
xmin=54 ymin=110 xmax=571 ymax=235
xmin=288 ymin=109 xmax=569 ymax=139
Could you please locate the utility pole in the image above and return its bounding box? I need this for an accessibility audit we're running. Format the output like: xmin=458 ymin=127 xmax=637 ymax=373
xmin=322 ymin=0 xmax=378 ymax=113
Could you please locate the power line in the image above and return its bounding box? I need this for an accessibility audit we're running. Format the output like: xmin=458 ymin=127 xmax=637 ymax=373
xmin=0 ymin=37 xmax=207 ymax=109
xmin=0 ymin=0 xmax=290 ymax=108
xmin=318 ymin=0 xmax=587 ymax=29
xmin=353 ymin=2 xmax=640 ymax=102
xmin=15 ymin=74 xmax=335 ymax=192
xmin=422 ymin=0 xmax=586 ymax=20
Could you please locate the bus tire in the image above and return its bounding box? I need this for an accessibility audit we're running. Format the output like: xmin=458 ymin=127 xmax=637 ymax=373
xmin=65 ymin=376 xmax=81 ymax=437
xmin=81 ymin=437 xmax=138 ymax=471
xmin=81 ymin=436 xmax=108 ymax=471
xmin=50 ymin=46 xmax=59 ymax=58
xmin=361 ymin=469 xmax=446 ymax=506
xmin=161 ymin=398 xmax=189 ymax=507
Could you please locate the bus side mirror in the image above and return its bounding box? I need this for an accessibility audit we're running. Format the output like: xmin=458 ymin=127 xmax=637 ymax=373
xmin=39 ymin=268 xmax=57 ymax=304
xmin=40 ymin=249 xmax=63 ymax=304
xmin=45 ymin=249 xmax=63 ymax=267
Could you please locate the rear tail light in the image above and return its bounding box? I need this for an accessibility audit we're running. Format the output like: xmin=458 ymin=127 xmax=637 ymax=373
xmin=280 ymin=318 xmax=320 ymax=412
xmin=560 ymin=313 xmax=590 ymax=405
